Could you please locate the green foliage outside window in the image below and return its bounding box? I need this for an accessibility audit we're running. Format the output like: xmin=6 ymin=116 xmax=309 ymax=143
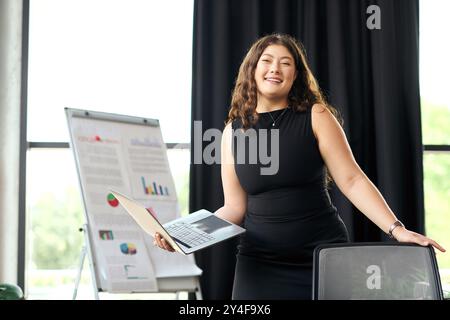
xmin=31 ymin=187 xmax=84 ymax=269
xmin=421 ymin=100 xmax=450 ymax=286
xmin=421 ymin=101 xmax=450 ymax=145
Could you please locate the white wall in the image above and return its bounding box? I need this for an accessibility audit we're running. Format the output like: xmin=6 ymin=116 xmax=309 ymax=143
xmin=0 ymin=0 xmax=24 ymax=284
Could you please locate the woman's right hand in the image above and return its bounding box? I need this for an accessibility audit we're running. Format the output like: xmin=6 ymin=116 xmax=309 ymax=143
xmin=153 ymin=233 xmax=175 ymax=252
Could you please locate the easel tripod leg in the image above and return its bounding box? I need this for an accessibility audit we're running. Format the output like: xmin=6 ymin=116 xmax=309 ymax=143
xmin=73 ymin=245 xmax=86 ymax=300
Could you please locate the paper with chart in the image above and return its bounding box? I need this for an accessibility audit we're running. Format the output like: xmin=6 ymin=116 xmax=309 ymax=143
xmin=69 ymin=115 xmax=201 ymax=292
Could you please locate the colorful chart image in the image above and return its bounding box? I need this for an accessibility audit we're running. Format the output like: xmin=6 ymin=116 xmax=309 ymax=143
xmin=141 ymin=177 xmax=170 ymax=196
xmin=123 ymin=264 xmax=147 ymax=280
xmin=107 ymin=193 xmax=119 ymax=207
xmin=120 ymin=243 xmax=137 ymax=255
xmin=99 ymin=230 xmax=114 ymax=240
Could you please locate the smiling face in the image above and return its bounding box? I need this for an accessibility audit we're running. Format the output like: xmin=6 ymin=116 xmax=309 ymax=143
xmin=254 ymin=44 xmax=297 ymax=107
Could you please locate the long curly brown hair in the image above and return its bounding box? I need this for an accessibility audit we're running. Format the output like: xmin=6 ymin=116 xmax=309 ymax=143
xmin=226 ymin=33 xmax=341 ymax=129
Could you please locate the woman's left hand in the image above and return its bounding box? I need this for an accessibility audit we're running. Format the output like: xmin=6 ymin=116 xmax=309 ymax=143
xmin=393 ymin=227 xmax=446 ymax=253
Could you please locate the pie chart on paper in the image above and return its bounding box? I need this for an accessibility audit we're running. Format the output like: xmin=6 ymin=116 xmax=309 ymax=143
xmin=107 ymin=193 xmax=119 ymax=207
xmin=120 ymin=243 xmax=137 ymax=255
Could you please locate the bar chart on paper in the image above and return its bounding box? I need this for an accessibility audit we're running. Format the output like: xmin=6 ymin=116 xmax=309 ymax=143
xmin=141 ymin=177 xmax=170 ymax=196
xmin=130 ymin=173 xmax=176 ymax=201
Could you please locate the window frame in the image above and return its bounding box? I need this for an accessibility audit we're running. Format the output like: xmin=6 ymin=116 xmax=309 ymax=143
xmin=18 ymin=0 xmax=192 ymax=293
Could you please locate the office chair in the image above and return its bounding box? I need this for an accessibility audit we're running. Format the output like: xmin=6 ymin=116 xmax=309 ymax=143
xmin=312 ymin=242 xmax=444 ymax=300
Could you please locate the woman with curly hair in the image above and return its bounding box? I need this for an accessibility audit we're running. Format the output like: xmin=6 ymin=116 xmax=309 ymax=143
xmin=155 ymin=33 xmax=445 ymax=299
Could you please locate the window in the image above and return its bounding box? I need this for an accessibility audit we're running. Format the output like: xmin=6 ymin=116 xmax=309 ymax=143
xmin=26 ymin=0 xmax=193 ymax=299
xmin=420 ymin=0 xmax=450 ymax=293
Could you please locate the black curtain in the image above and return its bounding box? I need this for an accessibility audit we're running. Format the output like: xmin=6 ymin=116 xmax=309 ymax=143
xmin=190 ymin=0 xmax=423 ymax=300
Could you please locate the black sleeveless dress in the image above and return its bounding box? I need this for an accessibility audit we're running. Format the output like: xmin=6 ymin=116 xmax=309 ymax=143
xmin=231 ymin=107 xmax=349 ymax=300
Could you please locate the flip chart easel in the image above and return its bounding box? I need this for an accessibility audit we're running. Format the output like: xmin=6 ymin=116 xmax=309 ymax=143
xmin=65 ymin=108 xmax=202 ymax=300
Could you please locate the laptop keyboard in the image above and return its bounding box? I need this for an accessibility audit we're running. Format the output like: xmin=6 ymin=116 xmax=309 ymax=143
xmin=166 ymin=222 xmax=215 ymax=248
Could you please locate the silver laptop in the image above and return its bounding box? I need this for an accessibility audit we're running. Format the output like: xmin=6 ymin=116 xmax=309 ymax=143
xmin=110 ymin=190 xmax=246 ymax=255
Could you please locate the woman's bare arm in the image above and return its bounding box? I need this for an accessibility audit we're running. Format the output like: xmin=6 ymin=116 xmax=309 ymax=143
xmin=154 ymin=122 xmax=247 ymax=252
xmin=311 ymin=104 xmax=445 ymax=252
xmin=215 ymin=123 xmax=247 ymax=225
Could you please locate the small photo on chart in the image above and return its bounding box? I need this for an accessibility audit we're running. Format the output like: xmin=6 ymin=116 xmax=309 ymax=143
xmin=99 ymin=230 xmax=114 ymax=240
